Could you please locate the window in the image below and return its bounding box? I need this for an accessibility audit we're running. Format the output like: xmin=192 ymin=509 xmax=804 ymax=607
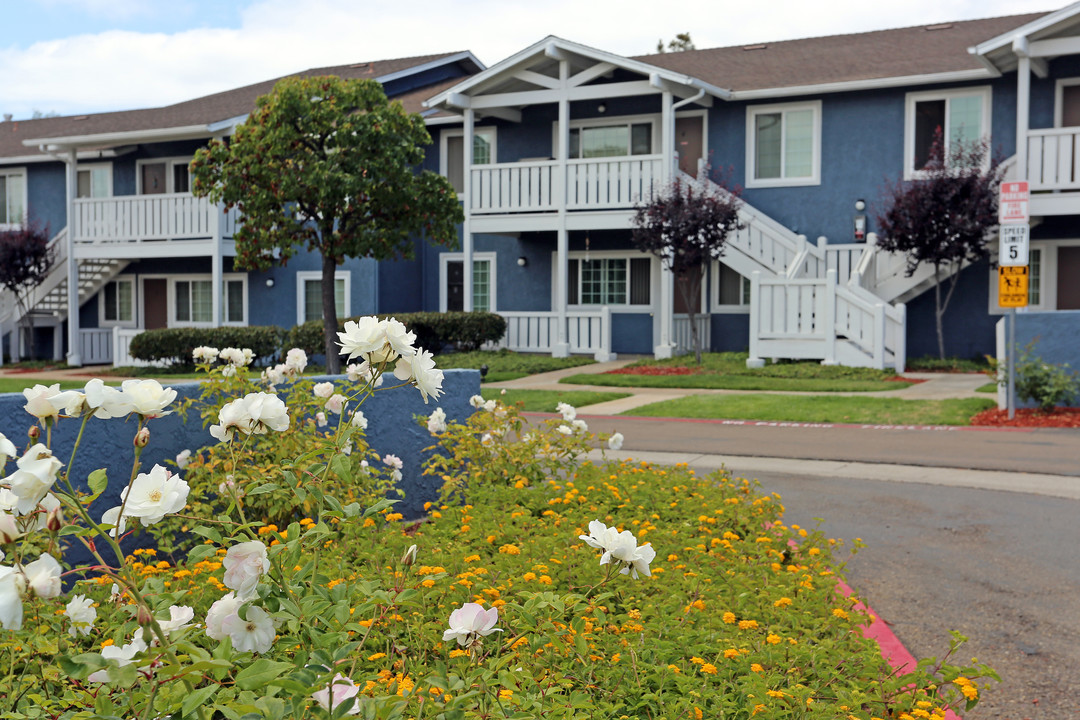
xmin=569 ymin=123 xmax=652 ymax=158
xmin=137 ymin=157 xmax=193 ymax=195
xmin=297 ymin=271 xmax=350 ymax=325
xmin=567 ymin=256 xmax=651 ymax=306
xmin=170 ymin=275 xmax=246 ymax=326
xmin=442 ymin=128 xmax=497 ymax=194
xmin=441 ymin=253 xmax=496 ymax=312
xmin=1028 ymin=247 xmax=1042 ymax=307
xmin=0 ymin=168 xmax=27 ymax=228
xmin=904 ymin=87 xmax=991 ymax=176
xmin=746 ymin=101 xmax=821 ymax=187
xmin=76 ymin=165 xmax=111 ymax=198
xmin=101 ymin=278 xmax=134 ymax=324
xmin=715 ymin=263 xmax=750 ymax=309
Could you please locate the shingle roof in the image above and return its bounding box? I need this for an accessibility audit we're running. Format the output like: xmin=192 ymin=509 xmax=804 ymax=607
xmin=634 ymin=13 xmax=1048 ymax=93
xmin=0 ymin=52 xmax=471 ymax=159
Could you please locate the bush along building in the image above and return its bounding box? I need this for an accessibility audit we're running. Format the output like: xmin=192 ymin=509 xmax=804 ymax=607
xmin=4 ymin=6 xmax=1080 ymax=368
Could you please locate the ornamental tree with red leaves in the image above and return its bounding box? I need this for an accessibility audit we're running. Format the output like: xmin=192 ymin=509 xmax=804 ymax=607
xmin=191 ymin=76 xmax=462 ymax=373
xmin=876 ymin=130 xmax=1005 ymax=359
xmin=0 ymin=219 xmax=54 ymax=360
xmin=632 ymin=175 xmax=742 ymax=364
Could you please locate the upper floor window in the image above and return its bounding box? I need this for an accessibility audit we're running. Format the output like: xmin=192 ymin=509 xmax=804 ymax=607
xmin=442 ymin=128 xmax=497 ymax=194
xmin=77 ymin=165 xmax=112 ymax=199
xmin=137 ymin=157 xmax=192 ymax=195
xmin=746 ymin=101 xmax=821 ymax=187
xmin=904 ymin=87 xmax=991 ymax=176
xmin=570 ymin=122 xmax=652 ymax=158
xmin=0 ymin=168 xmax=27 ymax=228
xmin=1055 ymin=78 xmax=1080 ymax=127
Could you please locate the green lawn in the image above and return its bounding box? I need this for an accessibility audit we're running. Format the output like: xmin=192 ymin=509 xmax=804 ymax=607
xmin=0 ymin=378 xmax=118 ymax=394
xmin=480 ymin=388 xmax=629 ymax=413
xmin=561 ymin=351 xmax=911 ymax=392
xmin=976 ymin=382 xmax=998 ymax=393
xmin=905 ymin=355 xmax=992 ymax=373
xmin=436 ymin=349 xmax=594 ymax=382
xmin=626 ymin=394 xmax=996 ymax=426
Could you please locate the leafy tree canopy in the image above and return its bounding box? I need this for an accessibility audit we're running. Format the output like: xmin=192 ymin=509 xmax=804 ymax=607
xmin=656 ymin=33 xmax=696 ymax=53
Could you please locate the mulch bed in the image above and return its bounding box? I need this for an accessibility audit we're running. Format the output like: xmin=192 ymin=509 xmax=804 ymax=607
xmin=970 ymin=407 xmax=1080 ymax=428
xmin=605 ymin=366 xmax=701 ymax=376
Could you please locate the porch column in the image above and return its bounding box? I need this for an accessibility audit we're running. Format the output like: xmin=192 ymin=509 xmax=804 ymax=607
xmin=1016 ymin=53 xmax=1031 ymax=181
xmin=65 ymin=149 xmax=82 ymax=367
xmin=552 ymin=59 xmax=571 ymax=357
xmin=654 ymin=91 xmax=675 ymax=359
xmin=462 ymin=108 xmax=475 ymax=312
xmin=211 ymin=200 xmax=223 ymax=327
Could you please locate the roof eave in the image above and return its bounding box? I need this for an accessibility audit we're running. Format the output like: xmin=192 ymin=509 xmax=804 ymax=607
xmin=969 ymin=2 xmax=1080 ymax=58
xmin=729 ymin=68 xmax=998 ymax=101
xmin=22 ymin=124 xmax=215 ymax=151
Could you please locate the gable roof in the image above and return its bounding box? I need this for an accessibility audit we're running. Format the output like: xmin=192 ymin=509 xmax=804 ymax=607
xmin=635 ymin=13 xmax=1048 ymax=98
xmin=1 ymin=51 xmax=482 ymax=160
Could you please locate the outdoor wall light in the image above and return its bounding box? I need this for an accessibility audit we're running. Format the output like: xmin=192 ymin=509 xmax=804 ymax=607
xmin=265 ymin=278 xmax=275 ymax=288
xmin=854 ymin=199 xmax=866 ymax=211
xmin=598 ymin=103 xmax=607 ymax=113
xmin=517 ymin=256 xmax=528 ymax=267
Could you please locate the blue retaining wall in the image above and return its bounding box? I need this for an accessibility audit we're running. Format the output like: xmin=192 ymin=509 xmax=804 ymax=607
xmin=1015 ymin=311 xmax=1080 ymax=368
xmin=0 ymin=369 xmax=479 ymax=563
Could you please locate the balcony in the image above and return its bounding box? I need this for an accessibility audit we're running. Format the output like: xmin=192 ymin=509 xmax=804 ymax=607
xmin=1024 ymin=128 xmax=1080 ymax=215
xmin=71 ymin=193 xmax=240 ymax=258
xmin=468 ymin=155 xmax=664 ymax=216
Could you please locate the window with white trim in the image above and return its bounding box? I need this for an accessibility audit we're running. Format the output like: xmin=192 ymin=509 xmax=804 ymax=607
xmin=297 ymin=271 xmax=350 ymax=325
xmin=715 ymin=263 xmax=750 ymax=308
xmin=570 ymin=121 xmax=653 ymax=158
xmin=137 ymin=157 xmax=192 ymax=194
xmin=567 ymin=256 xmax=651 ymax=306
xmin=0 ymin=168 xmax=27 ymax=227
xmin=77 ymin=165 xmax=112 ymax=198
xmin=904 ymin=87 xmax=991 ymax=176
xmin=171 ymin=275 xmax=246 ymax=326
xmin=100 ymin=278 xmax=134 ymax=325
xmin=442 ymin=128 xmax=497 ymax=194
xmin=746 ymin=101 xmax=821 ymax=187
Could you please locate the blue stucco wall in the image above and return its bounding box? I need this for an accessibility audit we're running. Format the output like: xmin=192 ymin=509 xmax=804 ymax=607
xmin=0 ymin=368 xmax=480 ymax=563
xmin=26 ymin=162 xmax=67 ymax=236
xmin=710 ymin=313 xmax=751 ymax=353
xmin=246 ymin=254 xmax=379 ymax=328
xmin=1015 ymin=311 xmax=1080 ymax=368
xmin=904 ymin=259 xmax=999 ymax=359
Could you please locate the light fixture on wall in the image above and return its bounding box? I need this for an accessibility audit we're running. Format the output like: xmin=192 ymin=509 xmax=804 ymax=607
xmin=854 ymin=199 xmax=866 ymax=212
xmin=853 ymin=199 xmax=867 ymax=242
xmin=265 ymin=278 xmax=275 ymax=288
xmin=517 ymin=256 xmax=528 ymax=267
xmin=597 ymin=103 xmax=607 ymax=114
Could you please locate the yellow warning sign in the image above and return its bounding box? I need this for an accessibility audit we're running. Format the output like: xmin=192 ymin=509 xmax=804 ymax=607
xmin=998 ymin=265 xmax=1029 ymax=308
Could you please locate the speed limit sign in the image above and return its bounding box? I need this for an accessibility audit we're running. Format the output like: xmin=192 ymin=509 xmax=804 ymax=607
xmin=999 ymin=224 xmax=1029 ymax=267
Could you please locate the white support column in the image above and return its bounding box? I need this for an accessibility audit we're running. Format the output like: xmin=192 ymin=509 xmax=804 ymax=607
xmin=822 ymin=269 xmax=838 ymax=366
xmin=746 ymin=270 xmax=764 ymax=368
xmin=1016 ymin=53 xmax=1031 ymax=182
xmin=65 ymin=149 xmax=82 ymax=367
xmin=211 ymin=200 xmax=223 ymax=327
xmin=463 ymin=108 xmax=475 ymax=313
xmin=552 ymin=60 xmax=571 ymax=358
xmin=653 ymin=90 xmax=677 ymax=359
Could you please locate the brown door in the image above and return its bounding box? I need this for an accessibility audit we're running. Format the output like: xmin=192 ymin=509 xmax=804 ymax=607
xmin=143 ymin=278 xmax=168 ymax=329
xmin=1057 ymin=246 xmax=1080 ymax=310
xmin=446 ymin=261 xmax=464 ymax=311
xmin=140 ymin=162 xmax=167 ymax=195
xmin=675 ymin=116 xmax=704 ymax=177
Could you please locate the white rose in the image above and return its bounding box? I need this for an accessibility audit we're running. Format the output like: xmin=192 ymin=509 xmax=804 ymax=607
xmin=100 ymin=506 xmax=128 ymax=538
xmin=312 ymin=382 xmax=334 ymax=399
xmin=572 ymin=419 xmax=589 ymax=432
xmin=326 ymin=394 xmax=347 ymax=415
xmin=176 ymin=449 xmax=192 ymax=469
xmin=119 ymin=379 xmax=177 ymax=419
xmin=556 ymin=402 xmax=577 ymax=421
xmin=204 ymin=592 xmax=243 ymax=641
xmin=119 ymin=465 xmax=189 ymax=525
xmin=393 ymin=348 xmax=443 ymax=403
xmin=381 ymin=318 xmax=416 ymax=358
xmin=222 ymin=604 xmax=275 ymax=653
xmin=608 ymin=432 xmax=624 ymax=451
xmin=262 ymin=365 xmax=285 ymax=387
xmin=210 ymin=397 xmax=253 ymax=442
xmin=21 ymin=553 xmax=62 ymax=598
xmin=315 ymin=412 xmax=327 ymax=427
xmin=337 ymin=317 xmax=385 ymax=360
xmin=244 ymin=392 xmax=290 ymax=434
xmin=7 ymin=444 xmax=62 ymax=514
xmin=192 ymin=345 xmax=219 ymax=362
xmin=285 ymin=348 xmax=308 ymax=375
xmin=427 ymin=407 xmax=447 ymax=434
xmin=0 ymin=433 xmax=16 ymax=465
xmin=0 ymin=566 xmax=24 ymax=630
xmin=87 ymin=635 xmax=147 ymax=683
xmin=222 ymin=541 xmax=270 ymax=600
xmin=66 ymin=594 xmax=97 ymax=637
xmin=158 ymin=605 xmax=195 ymax=636
xmin=469 ymin=395 xmax=485 ymax=409
xmin=350 ymin=410 xmax=368 ymax=430
xmin=22 ymin=384 xmax=63 ymax=421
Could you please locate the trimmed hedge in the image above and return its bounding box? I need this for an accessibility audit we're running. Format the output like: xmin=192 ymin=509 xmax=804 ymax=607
xmin=127 ymin=326 xmax=284 ymax=367
xmin=285 ymin=311 xmax=507 ymax=355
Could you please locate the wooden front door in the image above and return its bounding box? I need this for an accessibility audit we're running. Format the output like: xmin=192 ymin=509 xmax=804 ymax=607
xmin=140 ymin=162 xmax=167 ymax=195
xmin=1057 ymin=246 xmax=1080 ymax=310
xmin=675 ymin=116 xmax=704 ymax=177
xmin=143 ymin=278 xmax=168 ymax=329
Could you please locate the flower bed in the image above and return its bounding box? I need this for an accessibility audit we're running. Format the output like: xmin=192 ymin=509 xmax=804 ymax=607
xmin=0 ymin=317 xmax=995 ymax=718
xmin=970 ymin=406 xmax=1080 ymax=428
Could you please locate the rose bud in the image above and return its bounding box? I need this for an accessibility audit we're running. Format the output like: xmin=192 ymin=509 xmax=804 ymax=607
xmin=134 ymin=427 xmax=150 ymax=448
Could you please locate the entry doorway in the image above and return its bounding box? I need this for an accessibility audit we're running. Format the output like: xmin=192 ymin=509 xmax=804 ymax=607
xmin=143 ymin=278 xmax=168 ymax=329
xmin=675 ymin=115 xmax=705 ymax=177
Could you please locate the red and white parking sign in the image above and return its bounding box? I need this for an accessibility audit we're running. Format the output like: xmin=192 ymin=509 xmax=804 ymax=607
xmin=999 ymin=181 xmax=1029 ymax=224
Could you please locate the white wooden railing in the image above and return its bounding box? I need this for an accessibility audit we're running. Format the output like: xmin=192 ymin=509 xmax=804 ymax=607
xmin=72 ymin=194 xmax=238 ymax=244
xmin=497 ymin=308 xmax=613 ymax=361
xmin=110 ymin=327 xmax=170 ymax=368
xmin=469 ymin=156 xmax=663 ymax=214
xmin=673 ymin=314 xmax=711 ymax=356
xmin=1027 ymin=127 xmax=1080 ymax=191
xmin=79 ymin=328 xmax=114 ymax=365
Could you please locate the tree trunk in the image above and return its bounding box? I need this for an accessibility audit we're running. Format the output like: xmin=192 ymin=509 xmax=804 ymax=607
xmin=677 ymin=265 xmax=705 ymax=366
xmin=321 ymin=251 xmax=341 ymax=375
xmin=933 ymin=264 xmax=945 ymax=360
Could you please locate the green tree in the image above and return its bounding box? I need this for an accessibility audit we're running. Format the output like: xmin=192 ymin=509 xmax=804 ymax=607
xmin=191 ymin=76 xmax=463 ymax=373
xmin=655 ymin=33 xmax=695 ymax=53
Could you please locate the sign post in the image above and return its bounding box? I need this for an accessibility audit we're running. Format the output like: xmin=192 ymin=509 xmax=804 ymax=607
xmin=998 ymin=182 xmax=1030 ymax=420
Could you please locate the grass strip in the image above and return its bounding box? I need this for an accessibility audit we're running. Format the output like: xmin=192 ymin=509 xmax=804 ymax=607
xmin=481 ymin=388 xmax=629 ymax=413
xmin=0 ymin=378 xmax=119 ymax=394
xmin=626 ymin=393 xmax=995 ymax=425
xmin=561 ymin=372 xmax=910 ymax=392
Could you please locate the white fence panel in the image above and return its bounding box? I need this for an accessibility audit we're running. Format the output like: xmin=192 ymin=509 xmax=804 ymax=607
xmin=79 ymin=329 xmax=114 ymax=365
xmin=673 ymin=314 xmax=711 ymax=356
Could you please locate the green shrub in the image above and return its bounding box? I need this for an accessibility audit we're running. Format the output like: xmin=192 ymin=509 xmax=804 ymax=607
xmin=992 ymin=340 xmax=1079 ymax=410
xmin=285 ymin=311 xmax=507 ymax=355
xmin=127 ymin=326 xmax=283 ymax=366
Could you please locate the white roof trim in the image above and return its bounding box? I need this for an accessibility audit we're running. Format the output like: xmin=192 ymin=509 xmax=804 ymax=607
xmin=376 ymin=51 xmax=485 ymax=85
xmin=0 ymin=148 xmax=133 ymax=164
xmin=22 ymin=124 xmax=214 ymax=150
xmin=207 ymin=114 xmax=248 ymax=133
xmin=730 ymin=68 xmax=998 ymax=101
xmin=424 ymin=35 xmax=730 ymax=110
xmin=969 ymin=3 xmax=1079 ymax=56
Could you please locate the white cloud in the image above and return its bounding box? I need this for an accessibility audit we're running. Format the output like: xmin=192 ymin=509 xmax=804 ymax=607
xmin=0 ymin=0 xmax=1060 ymax=118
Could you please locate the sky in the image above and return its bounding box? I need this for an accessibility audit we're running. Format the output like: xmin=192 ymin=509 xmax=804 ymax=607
xmin=0 ymin=0 xmax=1063 ymax=119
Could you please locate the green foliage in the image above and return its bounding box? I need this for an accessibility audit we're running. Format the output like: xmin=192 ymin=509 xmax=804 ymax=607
xmin=907 ymin=355 xmax=991 ymax=372
xmin=286 ymin=311 xmax=507 ymax=356
xmin=127 ymin=326 xmax=284 ymax=367
xmin=436 ymin=348 xmax=595 ymax=378
xmin=480 ymin=388 xmax=629 ymax=412
xmin=991 ymin=340 xmax=1079 ymax=410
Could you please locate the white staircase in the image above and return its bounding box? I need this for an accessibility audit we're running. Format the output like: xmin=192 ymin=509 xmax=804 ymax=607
xmin=0 ymin=228 xmax=129 ymax=363
xmin=682 ymin=173 xmax=915 ymax=371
